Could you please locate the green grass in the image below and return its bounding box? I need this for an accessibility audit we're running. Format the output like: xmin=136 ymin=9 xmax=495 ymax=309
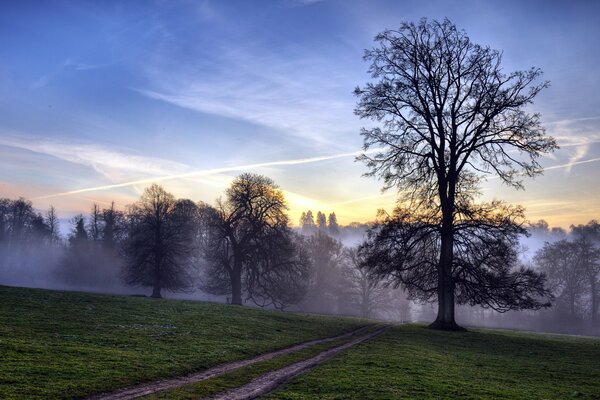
xmin=0 ymin=285 xmax=365 ymax=399
xmin=264 ymin=324 xmax=600 ymax=400
xmin=140 ymin=328 xmax=381 ymax=400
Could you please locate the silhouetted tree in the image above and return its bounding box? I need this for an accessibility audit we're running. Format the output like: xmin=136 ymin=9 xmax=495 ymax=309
xmin=300 ymin=210 xmax=316 ymax=234
xmin=57 ymin=215 xmax=93 ymax=285
xmin=123 ymin=185 xmax=198 ymax=298
xmin=6 ymin=198 xmax=36 ymax=245
xmin=537 ymin=222 xmax=600 ymax=329
xmin=355 ymin=18 xmax=556 ymax=329
xmin=342 ymin=247 xmax=387 ymax=318
xmin=200 ymin=174 xmax=309 ymax=309
xmin=328 ymin=212 xmax=340 ymax=236
xmin=301 ymin=230 xmax=345 ymax=314
xmin=0 ymin=198 xmax=63 ymax=286
xmin=71 ymin=215 xmax=88 ymax=243
xmin=89 ymin=204 xmax=102 ymax=242
xmin=101 ymin=202 xmax=125 ymax=250
xmin=571 ymin=221 xmax=600 ymax=327
xmin=45 ymin=206 xmax=61 ymax=244
xmin=362 ymin=203 xmax=552 ymax=329
xmin=316 ymin=211 xmax=327 ymax=230
xmin=536 ymin=240 xmax=585 ymax=320
xmin=30 ymin=213 xmax=51 ymax=243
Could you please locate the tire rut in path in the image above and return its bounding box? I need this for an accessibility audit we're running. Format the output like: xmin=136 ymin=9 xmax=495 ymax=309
xmin=206 ymin=327 xmax=386 ymax=400
xmin=86 ymin=325 xmax=373 ymax=400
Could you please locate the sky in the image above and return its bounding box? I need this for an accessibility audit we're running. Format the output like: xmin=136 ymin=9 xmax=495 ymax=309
xmin=0 ymin=0 xmax=599 ymax=229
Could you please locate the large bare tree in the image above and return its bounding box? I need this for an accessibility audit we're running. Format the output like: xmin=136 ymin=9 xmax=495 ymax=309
xmin=199 ymin=173 xmax=309 ymax=309
xmin=355 ymin=18 xmax=557 ymax=329
xmin=123 ymin=185 xmax=198 ymax=298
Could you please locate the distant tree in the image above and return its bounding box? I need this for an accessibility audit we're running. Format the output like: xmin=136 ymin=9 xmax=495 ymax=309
xmin=0 ymin=198 xmax=63 ymax=284
xmin=57 ymin=215 xmax=92 ymax=285
xmin=342 ymin=247 xmax=388 ymax=318
xmin=7 ymin=198 xmax=36 ymax=245
xmin=88 ymin=204 xmax=102 ymax=242
xmin=528 ymin=220 xmax=567 ymax=242
xmin=328 ymin=212 xmax=340 ymax=236
xmin=200 ymin=174 xmax=309 ymax=309
xmin=301 ymin=231 xmax=345 ymax=314
xmin=45 ymin=206 xmax=61 ymax=244
xmin=354 ymin=18 xmax=556 ymax=329
xmin=535 ymin=240 xmax=585 ymax=319
xmin=316 ymin=211 xmax=327 ymax=230
xmin=30 ymin=213 xmax=51 ymax=243
xmin=70 ymin=215 xmax=88 ymax=244
xmin=123 ymin=185 xmax=198 ymax=298
xmin=570 ymin=221 xmax=600 ymax=327
xmin=300 ymin=210 xmax=316 ymax=234
xmin=101 ymin=202 xmax=125 ymax=250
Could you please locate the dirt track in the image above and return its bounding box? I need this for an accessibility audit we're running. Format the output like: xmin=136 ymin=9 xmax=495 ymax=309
xmin=86 ymin=325 xmax=373 ymax=400
xmin=206 ymin=327 xmax=386 ymax=400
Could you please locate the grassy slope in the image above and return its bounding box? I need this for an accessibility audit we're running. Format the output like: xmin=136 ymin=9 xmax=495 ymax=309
xmin=264 ymin=324 xmax=600 ymax=400
xmin=0 ymin=286 xmax=364 ymax=400
xmin=140 ymin=332 xmax=378 ymax=400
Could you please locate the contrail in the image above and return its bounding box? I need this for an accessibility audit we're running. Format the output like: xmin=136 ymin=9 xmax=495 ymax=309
xmin=33 ymin=150 xmax=600 ymax=200
xmin=34 ymin=149 xmax=379 ymax=199
xmin=542 ymin=156 xmax=600 ymax=171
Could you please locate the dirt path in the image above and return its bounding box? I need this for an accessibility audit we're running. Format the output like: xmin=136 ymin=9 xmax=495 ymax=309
xmin=206 ymin=327 xmax=386 ymax=400
xmin=86 ymin=325 xmax=373 ymax=400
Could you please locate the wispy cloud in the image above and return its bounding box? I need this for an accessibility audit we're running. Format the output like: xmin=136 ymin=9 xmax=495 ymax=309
xmin=0 ymin=135 xmax=190 ymax=181
xmin=545 ymin=115 xmax=600 ymax=172
xmin=33 ymin=148 xmax=381 ymax=199
xmin=134 ymin=27 xmax=361 ymax=150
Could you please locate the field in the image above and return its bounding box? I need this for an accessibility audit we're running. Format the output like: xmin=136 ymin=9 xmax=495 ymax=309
xmin=264 ymin=325 xmax=600 ymax=400
xmin=0 ymin=286 xmax=364 ymax=399
xmin=1 ymin=286 xmax=599 ymax=400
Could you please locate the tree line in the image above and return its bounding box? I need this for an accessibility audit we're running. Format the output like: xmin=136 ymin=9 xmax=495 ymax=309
xmin=1 ymin=187 xmax=598 ymax=331
xmin=0 ymin=174 xmax=409 ymax=320
xmin=532 ymin=220 xmax=600 ymax=333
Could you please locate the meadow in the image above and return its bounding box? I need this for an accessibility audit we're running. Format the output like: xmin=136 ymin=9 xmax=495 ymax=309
xmin=2 ymin=285 xmax=599 ymax=400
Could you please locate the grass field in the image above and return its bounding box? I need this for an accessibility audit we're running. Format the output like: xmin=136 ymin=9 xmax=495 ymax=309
xmin=0 ymin=285 xmax=364 ymax=399
xmin=264 ymin=324 xmax=600 ymax=400
xmin=2 ymin=285 xmax=600 ymax=400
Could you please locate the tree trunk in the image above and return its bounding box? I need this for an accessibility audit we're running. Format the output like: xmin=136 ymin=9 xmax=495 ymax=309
xmin=151 ymin=285 xmax=162 ymax=298
xmin=429 ymin=202 xmax=464 ymax=331
xmin=231 ymin=265 xmax=243 ymax=306
xmin=591 ymin=278 xmax=597 ymax=332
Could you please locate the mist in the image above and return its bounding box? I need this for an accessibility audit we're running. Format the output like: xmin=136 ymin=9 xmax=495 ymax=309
xmin=1 ymin=196 xmax=598 ymax=336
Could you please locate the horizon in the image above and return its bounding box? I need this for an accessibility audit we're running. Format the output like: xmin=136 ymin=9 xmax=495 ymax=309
xmin=1 ymin=0 xmax=599 ymax=228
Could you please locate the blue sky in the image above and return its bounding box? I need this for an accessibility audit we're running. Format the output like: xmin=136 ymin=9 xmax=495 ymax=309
xmin=1 ymin=0 xmax=599 ymax=227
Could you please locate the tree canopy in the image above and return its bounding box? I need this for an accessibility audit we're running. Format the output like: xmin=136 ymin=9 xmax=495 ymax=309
xmin=355 ymin=18 xmax=556 ymax=329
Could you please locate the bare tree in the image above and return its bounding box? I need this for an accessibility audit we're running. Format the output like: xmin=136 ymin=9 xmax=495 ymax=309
xmin=571 ymin=221 xmax=600 ymax=328
xmin=355 ymin=18 xmax=557 ymax=329
xmin=301 ymin=230 xmax=345 ymax=314
xmin=89 ymin=204 xmax=102 ymax=242
xmin=535 ymin=240 xmax=586 ymax=320
xmin=45 ymin=206 xmax=61 ymax=244
xmin=342 ymin=247 xmax=388 ymax=318
xmin=200 ymin=174 xmax=309 ymax=308
xmin=362 ymin=203 xmax=551 ymax=327
xmin=123 ymin=185 xmax=198 ymax=298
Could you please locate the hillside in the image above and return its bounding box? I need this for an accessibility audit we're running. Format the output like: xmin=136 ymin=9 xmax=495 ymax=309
xmin=265 ymin=325 xmax=600 ymax=399
xmin=1 ymin=286 xmax=599 ymax=400
xmin=0 ymin=286 xmax=364 ymax=399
